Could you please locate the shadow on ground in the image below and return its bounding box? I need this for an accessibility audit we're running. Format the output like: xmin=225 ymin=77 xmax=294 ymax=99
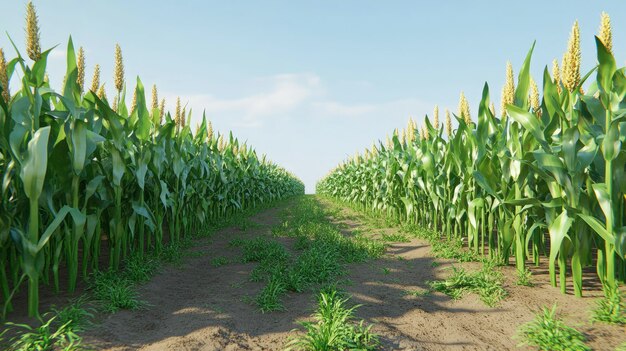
xmin=81 ymin=196 xmax=625 ymax=351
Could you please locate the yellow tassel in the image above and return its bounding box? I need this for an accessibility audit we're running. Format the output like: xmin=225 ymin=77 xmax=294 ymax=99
xmin=25 ymin=2 xmax=42 ymax=61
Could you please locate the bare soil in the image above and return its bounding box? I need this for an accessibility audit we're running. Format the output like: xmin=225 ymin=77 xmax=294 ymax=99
xmin=73 ymin=196 xmax=625 ymax=350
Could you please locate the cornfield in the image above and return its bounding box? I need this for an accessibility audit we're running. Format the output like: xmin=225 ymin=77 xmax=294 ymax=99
xmin=318 ymin=14 xmax=626 ymax=297
xmin=0 ymin=3 xmax=304 ymax=318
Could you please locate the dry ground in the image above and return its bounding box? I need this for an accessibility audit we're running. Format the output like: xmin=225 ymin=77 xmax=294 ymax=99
xmin=70 ymin=196 xmax=626 ymax=350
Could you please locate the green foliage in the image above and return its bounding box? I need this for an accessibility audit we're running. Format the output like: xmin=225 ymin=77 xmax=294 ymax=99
xmin=123 ymin=254 xmax=160 ymax=283
xmin=431 ymin=240 xmax=479 ymax=262
xmin=516 ymin=305 xmax=590 ymax=351
xmin=0 ymin=4 xmax=304 ymax=318
xmin=211 ymin=257 xmax=230 ymax=267
xmin=285 ymin=290 xmax=379 ymax=351
xmin=256 ymin=277 xmax=287 ymax=313
xmin=5 ymin=315 xmax=82 ymax=351
xmin=316 ymin=18 xmax=626 ymax=297
xmin=429 ymin=265 xmax=507 ymax=307
xmin=405 ymin=289 xmax=431 ymax=297
xmin=592 ymin=286 xmax=626 ymax=325
xmin=237 ymin=196 xmax=384 ymax=312
xmin=516 ymin=268 xmax=534 ymax=287
xmin=381 ymin=233 xmax=410 ymax=243
xmin=50 ymin=297 xmax=94 ymax=333
xmin=89 ymin=271 xmax=144 ymax=313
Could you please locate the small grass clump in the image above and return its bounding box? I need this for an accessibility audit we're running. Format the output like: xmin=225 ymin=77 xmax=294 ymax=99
xmin=5 ymin=315 xmax=82 ymax=351
xmin=431 ymin=239 xmax=478 ymax=262
xmin=256 ymin=277 xmax=287 ymax=313
xmin=285 ymin=290 xmax=379 ymax=351
xmin=211 ymin=256 xmax=230 ymax=267
xmin=50 ymin=297 xmax=94 ymax=333
xmin=381 ymin=232 xmax=411 ymax=243
xmin=592 ymin=286 xmax=625 ymax=325
xmin=516 ymin=267 xmax=534 ymax=287
xmin=516 ymin=305 xmax=590 ymax=351
xmin=123 ymin=254 xmax=160 ymax=282
xmin=429 ymin=265 xmax=507 ymax=307
xmin=89 ymin=270 xmax=144 ymax=313
xmin=405 ymin=289 xmax=431 ymax=297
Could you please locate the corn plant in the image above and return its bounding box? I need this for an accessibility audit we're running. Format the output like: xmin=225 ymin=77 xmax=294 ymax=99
xmin=0 ymin=2 xmax=304 ymax=318
xmin=318 ymin=14 xmax=626 ymax=297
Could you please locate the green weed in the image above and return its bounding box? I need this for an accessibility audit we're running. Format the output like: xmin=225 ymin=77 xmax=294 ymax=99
xmin=285 ymin=290 xmax=379 ymax=351
xmin=516 ymin=305 xmax=590 ymax=351
xmin=592 ymin=286 xmax=625 ymax=325
xmin=211 ymin=256 xmax=230 ymax=267
xmin=429 ymin=265 xmax=507 ymax=307
xmin=89 ymin=270 xmax=144 ymax=313
xmin=5 ymin=315 xmax=82 ymax=351
xmin=516 ymin=268 xmax=534 ymax=287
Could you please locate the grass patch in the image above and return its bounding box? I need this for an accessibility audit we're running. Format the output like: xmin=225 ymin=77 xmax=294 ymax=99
xmin=256 ymin=277 xmax=287 ymax=313
xmin=124 ymin=254 xmax=160 ymax=283
xmin=89 ymin=270 xmax=144 ymax=313
xmin=50 ymin=297 xmax=94 ymax=333
xmin=429 ymin=265 xmax=507 ymax=307
xmin=381 ymin=232 xmax=410 ymax=243
xmin=516 ymin=267 xmax=534 ymax=287
xmin=4 ymin=314 xmax=82 ymax=351
xmin=431 ymin=240 xmax=479 ymax=262
xmin=211 ymin=256 xmax=230 ymax=267
xmin=237 ymin=196 xmax=384 ymax=312
xmin=592 ymin=286 xmax=625 ymax=325
xmin=516 ymin=305 xmax=590 ymax=351
xmin=405 ymin=289 xmax=431 ymax=297
xmin=285 ymin=290 xmax=379 ymax=351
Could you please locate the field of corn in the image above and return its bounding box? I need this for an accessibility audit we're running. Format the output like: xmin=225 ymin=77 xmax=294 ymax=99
xmin=318 ymin=14 xmax=626 ymax=297
xmin=0 ymin=2 xmax=304 ymax=320
xmin=1 ymin=3 xmax=626 ymax=351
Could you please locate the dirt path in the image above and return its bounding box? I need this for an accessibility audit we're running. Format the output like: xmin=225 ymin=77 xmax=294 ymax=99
xmin=83 ymin=196 xmax=625 ymax=351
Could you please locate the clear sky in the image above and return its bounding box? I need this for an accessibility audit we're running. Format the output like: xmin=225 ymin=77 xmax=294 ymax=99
xmin=1 ymin=1 xmax=625 ymax=193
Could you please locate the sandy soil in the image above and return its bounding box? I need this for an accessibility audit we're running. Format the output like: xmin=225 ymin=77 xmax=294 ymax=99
xmin=76 ymin=197 xmax=625 ymax=350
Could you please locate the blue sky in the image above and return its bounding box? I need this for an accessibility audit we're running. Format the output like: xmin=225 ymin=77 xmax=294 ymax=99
xmin=1 ymin=1 xmax=625 ymax=192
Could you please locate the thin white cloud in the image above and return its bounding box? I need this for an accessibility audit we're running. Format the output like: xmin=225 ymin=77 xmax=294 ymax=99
xmin=313 ymin=98 xmax=433 ymax=121
xmin=168 ymin=73 xmax=321 ymax=128
xmin=163 ymin=73 xmax=434 ymax=136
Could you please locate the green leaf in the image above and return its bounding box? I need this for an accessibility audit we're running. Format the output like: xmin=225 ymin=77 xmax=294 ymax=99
xmin=20 ymin=126 xmax=50 ymax=200
xmin=562 ymin=127 xmax=579 ymax=172
xmin=69 ymin=120 xmax=87 ymax=174
xmin=616 ymin=227 xmax=626 ymax=258
xmin=507 ymin=105 xmax=549 ymax=152
xmin=514 ymin=41 xmax=535 ymax=109
xmin=37 ymin=206 xmax=85 ymax=252
xmin=548 ymin=211 xmax=573 ymax=270
xmin=110 ymin=146 xmax=125 ymax=186
xmin=578 ymin=213 xmax=613 ymax=242
xmin=63 ymin=37 xmax=79 ymax=101
xmin=592 ymin=184 xmax=614 ymax=229
xmin=133 ymin=77 xmax=151 ymax=141
xmin=131 ymin=203 xmax=156 ymax=232
xmin=595 ymin=36 xmax=616 ymax=96
xmin=602 ymin=122 xmax=621 ymax=161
